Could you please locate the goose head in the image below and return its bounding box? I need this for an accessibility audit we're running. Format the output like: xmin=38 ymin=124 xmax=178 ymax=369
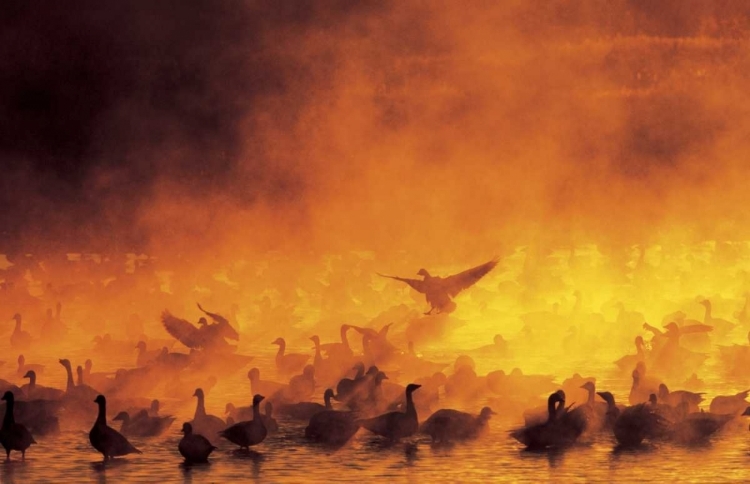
xmin=225 ymin=403 xmax=236 ymax=414
xmin=11 ymin=313 xmax=21 ymax=324
xmin=405 ymin=383 xmax=422 ymax=394
xmin=271 ymin=338 xmax=284 ymax=346
xmin=113 ymin=411 xmax=129 ymax=422
xmin=94 ymin=394 xmax=106 ymax=405
xmin=596 ymin=391 xmax=615 ymax=407
xmin=193 ymin=388 xmax=204 ymax=399
xmin=85 ymin=359 xmax=93 ymax=371
xmin=479 ymin=407 xmax=496 ymax=419
xmin=135 ymin=341 xmax=147 ymax=352
xmin=580 ymin=381 xmax=596 ymax=393
xmin=181 ymin=422 xmax=193 ymax=434
xmin=323 ymin=388 xmax=335 ymax=400
xmin=417 ymin=268 xmax=430 ymax=277
xmin=252 ymin=394 xmax=265 ymax=406
xmin=23 ymin=370 xmax=35 ymax=379
xmin=302 ymin=365 xmax=315 ymax=378
xmin=248 ymin=368 xmax=260 ymax=381
xmin=1 ymin=391 xmax=12 ymax=402
xmin=309 ymin=335 xmax=320 ymax=346
xmin=59 ymin=359 xmax=72 ymax=369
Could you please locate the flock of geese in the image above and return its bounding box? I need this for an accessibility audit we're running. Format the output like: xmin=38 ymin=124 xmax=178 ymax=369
xmin=4 ymin=314 xmax=750 ymax=466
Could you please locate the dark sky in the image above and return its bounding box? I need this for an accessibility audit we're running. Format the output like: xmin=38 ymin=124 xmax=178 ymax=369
xmin=2 ymin=1 xmax=749 ymax=255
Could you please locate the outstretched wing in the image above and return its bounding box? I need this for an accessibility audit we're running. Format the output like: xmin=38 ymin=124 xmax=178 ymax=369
xmin=196 ymin=303 xmax=229 ymax=325
xmin=161 ymin=311 xmax=202 ymax=349
xmin=376 ymin=273 xmax=428 ymax=294
xmin=442 ymin=258 xmax=499 ymax=297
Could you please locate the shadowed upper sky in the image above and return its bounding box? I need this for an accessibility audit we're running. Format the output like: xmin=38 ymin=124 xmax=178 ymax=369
xmin=2 ymin=1 xmax=750 ymax=257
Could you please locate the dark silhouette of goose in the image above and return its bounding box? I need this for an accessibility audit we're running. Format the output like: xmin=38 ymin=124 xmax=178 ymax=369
xmin=113 ymin=411 xmax=175 ymax=438
xmin=161 ymin=304 xmax=239 ymax=351
xmin=709 ymin=390 xmax=750 ymax=415
xmin=420 ymin=407 xmax=495 ymax=443
xmin=59 ymin=359 xmax=99 ymax=402
xmin=278 ymin=389 xmax=335 ymax=421
xmin=179 ymin=422 xmax=216 ymax=463
xmin=189 ymin=388 xmax=225 ymax=442
xmin=357 ymin=383 xmax=421 ymax=441
xmin=668 ymin=402 xmax=732 ymax=444
xmin=248 ymin=368 xmax=286 ymax=396
xmin=318 ymin=325 xmax=354 ymax=360
xmin=272 ymin=338 xmax=309 ymax=376
xmin=378 ymin=258 xmax=498 ymax=314
xmin=89 ymin=395 xmax=141 ymax=460
xmin=17 ymin=354 xmax=44 ymax=376
xmin=612 ymin=398 xmax=668 ymax=447
xmin=10 ymin=314 xmax=32 ymax=350
xmin=511 ymin=390 xmax=585 ymax=449
xmin=21 ymin=370 xmax=64 ymax=400
xmin=305 ymin=397 xmax=359 ymax=445
xmin=1 ymin=391 xmax=35 ymax=460
xmin=219 ymin=394 xmax=267 ymax=449
xmin=596 ymin=391 xmax=621 ymax=430
xmin=334 ymin=363 xmax=366 ymax=402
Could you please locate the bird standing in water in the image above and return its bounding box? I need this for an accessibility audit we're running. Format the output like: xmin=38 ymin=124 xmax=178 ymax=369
xmin=378 ymin=258 xmax=498 ymax=314
xmin=0 ymin=391 xmax=36 ymax=460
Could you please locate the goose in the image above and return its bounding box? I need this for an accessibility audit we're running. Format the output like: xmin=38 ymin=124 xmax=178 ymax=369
xmin=668 ymin=402 xmax=732 ymax=444
xmin=89 ymin=395 xmax=141 ymax=460
xmin=420 ymin=407 xmax=495 ymax=443
xmin=17 ymin=354 xmax=44 ymax=377
xmin=710 ymin=390 xmax=750 ymax=415
xmin=357 ymin=383 xmax=421 ymax=441
xmin=511 ymin=391 xmax=585 ymax=449
xmin=219 ymin=394 xmax=267 ymax=449
xmin=178 ymin=422 xmax=216 ymax=463
xmin=334 ymin=363 xmax=366 ymax=402
xmin=305 ymin=403 xmax=359 ymax=445
xmin=189 ymin=388 xmax=225 ymax=442
xmin=263 ymin=402 xmax=278 ymax=432
xmin=658 ymin=384 xmax=703 ymax=412
xmin=596 ymin=391 xmax=621 ymax=430
xmin=612 ymin=400 xmax=668 ymax=447
xmin=84 ymin=359 xmax=115 ymax=391
xmin=59 ymin=359 xmax=99 ymax=402
xmin=471 ymin=334 xmax=509 ymax=357
xmin=283 ymin=365 xmax=316 ymax=403
xmin=248 ymin=368 xmax=286 ymax=397
xmin=112 ymin=411 xmax=175 ymax=438
xmin=21 ymin=370 xmax=64 ymax=401
xmin=310 ymin=335 xmax=345 ymax=386
xmin=0 ymin=391 xmax=35 ymax=460
xmin=278 ymin=389 xmax=335 ymax=421
xmin=614 ymin=336 xmax=646 ymax=373
xmin=377 ymin=258 xmax=498 ymax=314
xmin=699 ymin=299 xmax=735 ymax=338
xmin=135 ymin=341 xmax=161 ymax=367
xmin=10 ymin=314 xmax=32 ymax=350
xmin=2 ymin=395 xmax=61 ymax=437
xmin=571 ymin=381 xmax=608 ymax=433
xmin=272 ymin=338 xmax=309 ymax=376
xmin=318 ymin=324 xmax=354 ymax=361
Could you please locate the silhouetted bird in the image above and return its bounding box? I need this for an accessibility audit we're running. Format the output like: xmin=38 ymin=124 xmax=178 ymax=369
xmin=179 ymin=422 xmax=216 ymax=463
xmin=0 ymin=391 xmax=35 ymax=460
xmin=421 ymin=407 xmax=495 ymax=443
xmin=357 ymin=383 xmax=421 ymax=441
xmin=219 ymin=394 xmax=267 ymax=449
xmin=378 ymin=258 xmax=499 ymax=314
xmin=89 ymin=395 xmax=141 ymax=461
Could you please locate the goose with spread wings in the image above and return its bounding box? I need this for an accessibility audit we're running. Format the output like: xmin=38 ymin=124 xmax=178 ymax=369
xmin=161 ymin=304 xmax=239 ymax=351
xmin=378 ymin=258 xmax=499 ymax=315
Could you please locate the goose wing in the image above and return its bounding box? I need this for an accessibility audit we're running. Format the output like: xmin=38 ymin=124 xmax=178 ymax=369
xmin=197 ymin=303 xmax=229 ymax=325
xmin=442 ymin=258 xmax=499 ymax=297
xmin=161 ymin=311 xmax=202 ymax=349
xmin=376 ymin=274 xmax=428 ymax=294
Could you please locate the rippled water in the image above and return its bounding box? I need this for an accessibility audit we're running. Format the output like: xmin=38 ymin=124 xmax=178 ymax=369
xmin=3 ymin=349 xmax=750 ymax=483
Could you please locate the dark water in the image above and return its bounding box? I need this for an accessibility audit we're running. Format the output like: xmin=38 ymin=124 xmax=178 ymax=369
xmin=3 ymin=350 xmax=750 ymax=483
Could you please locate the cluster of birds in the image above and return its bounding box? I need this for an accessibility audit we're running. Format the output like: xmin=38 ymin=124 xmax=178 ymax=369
xmin=4 ymin=256 xmax=750 ymax=469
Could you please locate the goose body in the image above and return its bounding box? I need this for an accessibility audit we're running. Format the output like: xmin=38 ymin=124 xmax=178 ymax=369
xmin=89 ymin=395 xmax=141 ymax=460
xmin=511 ymin=391 xmax=585 ymax=449
xmin=189 ymin=388 xmax=225 ymax=443
xmin=357 ymin=383 xmax=421 ymax=441
xmin=113 ymin=411 xmax=175 ymax=438
xmin=178 ymin=423 xmax=216 ymax=463
xmin=613 ymin=403 xmax=668 ymax=447
xmin=272 ymin=338 xmax=310 ymax=376
xmin=421 ymin=407 xmax=495 ymax=443
xmin=22 ymin=370 xmax=64 ymax=401
xmin=219 ymin=394 xmax=267 ymax=449
xmin=278 ymin=389 xmax=334 ymax=421
xmin=10 ymin=314 xmax=32 ymax=350
xmin=17 ymin=355 xmax=44 ymax=376
xmin=305 ymin=408 xmax=359 ymax=445
xmin=0 ymin=391 xmax=36 ymax=460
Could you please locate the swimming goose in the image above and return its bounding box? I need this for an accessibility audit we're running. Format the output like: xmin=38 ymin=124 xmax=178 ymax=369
xmin=113 ymin=411 xmax=175 ymax=438
xmin=17 ymin=354 xmax=44 ymax=377
xmin=10 ymin=314 xmax=32 ymax=350
xmin=135 ymin=341 xmax=161 ymax=367
xmin=84 ymin=359 xmax=116 ymax=391
xmin=511 ymin=391 xmax=585 ymax=449
xmin=189 ymin=388 xmax=225 ymax=443
xmin=334 ymin=363 xmax=366 ymax=402
xmin=699 ymin=299 xmax=735 ymax=338
xmin=248 ymin=368 xmax=286 ymax=397
xmin=278 ymin=389 xmax=335 ymax=421
xmin=668 ymin=402 xmax=732 ymax=444
xmin=596 ymin=391 xmax=621 ymax=429
xmin=357 ymin=383 xmax=421 ymax=441
xmin=658 ymin=384 xmax=703 ymax=412
xmin=272 ymin=338 xmax=309 ymax=376
xmin=305 ymin=403 xmax=359 ymax=445
xmin=59 ymin=359 xmax=99 ymax=402
xmin=614 ymin=336 xmax=647 ymax=373
xmin=709 ymin=390 xmax=750 ymax=415
xmin=21 ymin=370 xmax=64 ymax=401
xmin=89 ymin=395 xmax=141 ymax=460
xmin=613 ymin=400 xmax=668 ymax=446
xmin=178 ymin=422 xmax=216 ymax=463
xmin=318 ymin=324 xmax=354 ymax=361
xmin=420 ymin=407 xmax=495 ymax=443
xmin=0 ymin=391 xmax=35 ymax=460
xmin=219 ymin=394 xmax=268 ymax=449
xmin=283 ymin=365 xmax=316 ymax=403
